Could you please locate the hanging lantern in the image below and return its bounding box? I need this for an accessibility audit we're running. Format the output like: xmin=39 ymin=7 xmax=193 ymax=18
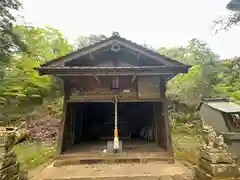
xmin=227 ymin=0 xmax=240 ymax=11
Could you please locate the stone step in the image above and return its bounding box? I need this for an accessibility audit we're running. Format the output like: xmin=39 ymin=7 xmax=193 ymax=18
xmin=36 ymin=162 xmax=192 ymax=180
xmin=53 ymin=156 xmax=174 ymax=167
xmin=43 ymin=174 xmax=190 ymax=180
xmin=54 ymin=151 xmax=174 ymax=166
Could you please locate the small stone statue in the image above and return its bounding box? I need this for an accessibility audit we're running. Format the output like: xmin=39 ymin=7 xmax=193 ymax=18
xmin=215 ymin=134 xmax=228 ymax=150
xmin=202 ymin=125 xmax=228 ymax=150
xmin=203 ymin=125 xmax=217 ymax=149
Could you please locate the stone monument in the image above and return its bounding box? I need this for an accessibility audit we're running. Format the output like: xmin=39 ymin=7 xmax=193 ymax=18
xmin=194 ymin=125 xmax=240 ymax=180
xmin=0 ymin=127 xmax=28 ymax=180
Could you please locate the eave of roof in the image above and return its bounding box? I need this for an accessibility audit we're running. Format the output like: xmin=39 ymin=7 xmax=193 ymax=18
xmin=35 ymin=65 xmax=189 ymax=76
xmin=197 ymin=98 xmax=240 ymax=113
xmin=35 ymin=65 xmax=188 ymax=71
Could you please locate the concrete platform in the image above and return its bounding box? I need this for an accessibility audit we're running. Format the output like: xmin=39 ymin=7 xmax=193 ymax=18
xmin=35 ymin=162 xmax=192 ymax=180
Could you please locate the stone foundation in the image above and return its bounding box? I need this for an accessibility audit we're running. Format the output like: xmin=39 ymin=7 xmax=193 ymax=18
xmin=0 ymin=127 xmax=28 ymax=180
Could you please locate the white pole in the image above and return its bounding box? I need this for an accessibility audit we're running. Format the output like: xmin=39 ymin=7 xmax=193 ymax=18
xmin=113 ymin=94 xmax=119 ymax=150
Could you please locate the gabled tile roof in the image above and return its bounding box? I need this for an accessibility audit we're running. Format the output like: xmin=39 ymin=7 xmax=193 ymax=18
xmin=40 ymin=32 xmax=191 ymax=68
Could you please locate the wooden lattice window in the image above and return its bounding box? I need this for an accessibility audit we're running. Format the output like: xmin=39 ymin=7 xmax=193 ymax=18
xmin=111 ymin=76 xmax=120 ymax=89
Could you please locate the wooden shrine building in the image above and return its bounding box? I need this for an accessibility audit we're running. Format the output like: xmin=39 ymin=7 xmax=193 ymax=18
xmin=35 ymin=32 xmax=190 ymax=163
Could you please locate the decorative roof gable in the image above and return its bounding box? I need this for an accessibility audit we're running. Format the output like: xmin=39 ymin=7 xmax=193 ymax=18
xmin=40 ymin=32 xmax=190 ymax=68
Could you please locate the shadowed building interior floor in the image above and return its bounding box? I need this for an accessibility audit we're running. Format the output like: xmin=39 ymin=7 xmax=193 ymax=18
xmin=54 ymin=102 xmax=173 ymax=166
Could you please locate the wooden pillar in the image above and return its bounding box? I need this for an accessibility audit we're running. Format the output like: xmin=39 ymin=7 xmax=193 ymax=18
xmin=71 ymin=105 xmax=75 ymax=145
xmin=160 ymin=76 xmax=174 ymax=159
xmin=79 ymin=104 xmax=84 ymax=142
xmin=153 ymin=102 xmax=163 ymax=148
xmin=153 ymin=105 xmax=158 ymax=146
xmin=57 ymin=78 xmax=70 ymax=155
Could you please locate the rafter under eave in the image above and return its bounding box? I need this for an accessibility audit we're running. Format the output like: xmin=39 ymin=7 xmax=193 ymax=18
xmin=93 ymin=75 xmax=100 ymax=83
xmin=131 ymin=75 xmax=137 ymax=84
xmin=89 ymin=52 xmax=95 ymax=60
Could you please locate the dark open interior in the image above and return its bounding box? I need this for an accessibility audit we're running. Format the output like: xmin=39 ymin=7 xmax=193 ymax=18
xmin=62 ymin=101 xmax=166 ymax=153
xmin=225 ymin=113 xmax=240 ymax=132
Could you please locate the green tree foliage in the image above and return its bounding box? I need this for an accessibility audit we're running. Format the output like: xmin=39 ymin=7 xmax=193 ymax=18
xmin=0 ymin=0 xmax=27 ymax=77
xmin=213 ymin=58 xmax=240 ymax=103
xmin=0 ymin=25 xmax=72 ymax=123
xmin=158 ymin=39 xmax=240 ymax=105
xmin=16 ymin=26 xmax=72 ymax=61
xmin=214 ymin=12 xmax=240 ymax=31
xmin=74 ymin=34 xmax=106 ymax=49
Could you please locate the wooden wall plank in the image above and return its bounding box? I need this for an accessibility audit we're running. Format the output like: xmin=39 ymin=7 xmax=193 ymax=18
xmin=69 ymin=76 xmax=138 ymax=101
xmin=138 ymin=76 xmax=160 ymax=99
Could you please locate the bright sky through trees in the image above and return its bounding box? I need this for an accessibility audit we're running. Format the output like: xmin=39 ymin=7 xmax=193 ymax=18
xmin=20 ymin=0 xmax=240 ymax=58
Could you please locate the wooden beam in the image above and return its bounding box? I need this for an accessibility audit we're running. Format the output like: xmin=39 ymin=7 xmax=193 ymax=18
xmin=70 ymin=105 xmax=75 ymax=145
xmin=79 ymin=104 xmax=84 ymax=142
xmin=46 ymin=39 xmax=117 ymax=67
xmin=131 ymin=75 xmax=137 ymax=83
xmin=153 ymin=102 xmax=161 ymax=148
xmin=137 ymin=53 xmax=140 ymax=61
xmin=167 ymin=74 xmax=176 ymax=81
xmin=153 ymin=104 xmax=159 ymax=146
xmin=93 ymin=75 xmax=100 ymax=83
xmin=67 ymin=99 xmax=114 ymax=103
xmin=89 ymin=52 xmax=94 ymax=60
xmin=117 ymin=41 xmax=173 ymax=65
xmin=36 ymin=65 xmax=188 ymax=71
xmin=36 ymin=65 xmax=188 ymax=77
xmin=54 ymin=73 xmax=173 ymax=77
